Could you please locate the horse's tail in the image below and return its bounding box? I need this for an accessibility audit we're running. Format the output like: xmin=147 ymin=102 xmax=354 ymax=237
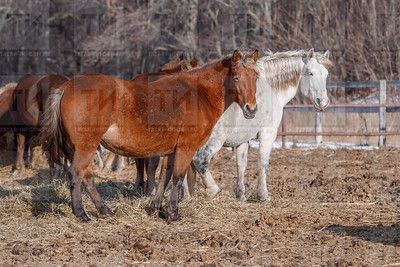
xmin=40 ymin=89 xmax=73 ymax=165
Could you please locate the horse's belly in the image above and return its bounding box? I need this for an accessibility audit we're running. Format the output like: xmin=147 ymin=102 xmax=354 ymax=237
xmin=101 ymin=123 xmax=177 ymax=157
xmin=223 ymin=129 xmax=257 ymax=147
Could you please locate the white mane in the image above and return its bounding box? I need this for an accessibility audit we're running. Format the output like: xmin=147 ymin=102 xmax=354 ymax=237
xmin=259 ymin=50 xmax=332 ymax=91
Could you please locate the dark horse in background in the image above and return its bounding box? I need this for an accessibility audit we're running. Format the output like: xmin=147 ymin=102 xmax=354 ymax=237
xmin=0 ymin=74 xmax=68 ymax=172
xmin=41 ymin=49 xmax=259 ymax=222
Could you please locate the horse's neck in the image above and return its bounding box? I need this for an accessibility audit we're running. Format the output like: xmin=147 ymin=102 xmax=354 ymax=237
xmin=262 ymin=57 xmax=304 ymax=106
xmin=191 ymin=60 xmax=231 ymax=112
xmin=274 ymin=85 xmax=299 ymax=106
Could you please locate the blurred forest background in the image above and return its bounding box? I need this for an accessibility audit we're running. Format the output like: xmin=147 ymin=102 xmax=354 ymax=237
xmin=0 ymin=0 xmax=399 ymax=146
xmin=0 ymin=0 xmax=399 ymax=84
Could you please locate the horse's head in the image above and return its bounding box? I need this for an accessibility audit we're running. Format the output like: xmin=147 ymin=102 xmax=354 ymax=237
xmin=299 ymin=49 xmax=331 ymax=111
xmin=228 ymin=49 xmax=259 ymax=119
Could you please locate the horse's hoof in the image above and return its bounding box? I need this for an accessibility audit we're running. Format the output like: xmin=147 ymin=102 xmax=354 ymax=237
xmin=11 ymin=168 xmax=23 ymax=176
xmin=258 ymin=192 xmax=271 ymax=202
xmin=234 ymin=185 xmax=246 ymax=201
xmin=145 ymin=203 xmax=160 ymax=217
xmin=133 ymin=185 xmax=144 ymax=196
xmin=145 ymin=186 xmax=155 ymax=197
xmin=25 ymin=162 xmax=33 ymax=169
xmin=236 ymin=193 xmax=247 ymax=202
xmin=77 ymin=213 xmax=91 ymax=223
xmin=158 ymin=206 xmax=168 ymax=220
xmin=167 ymin=212 xmax=180 ymax=223
xmin=99 ymin=206 xmax=113 ymax=218
xmin=206 ymin=186 xmax=220 ymax=199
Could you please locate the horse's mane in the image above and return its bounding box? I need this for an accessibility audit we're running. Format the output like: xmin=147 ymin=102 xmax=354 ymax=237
xmin=190 ymin=51 xmax=259 ymax=72
xmin=261 ymin=50 xmax=333 ymax=69
xmin=259 ymin=50 xmax=333 ymax=91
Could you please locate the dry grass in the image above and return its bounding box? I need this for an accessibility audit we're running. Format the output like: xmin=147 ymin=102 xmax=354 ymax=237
xmin=0 ymin=147 xmax=400 ymax=265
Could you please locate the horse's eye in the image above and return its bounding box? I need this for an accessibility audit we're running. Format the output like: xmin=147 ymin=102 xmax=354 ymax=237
xmin=309 ymin=72 xmax=314 ymax=76
xmin=234 ymin=77 xmax=239 ymax=82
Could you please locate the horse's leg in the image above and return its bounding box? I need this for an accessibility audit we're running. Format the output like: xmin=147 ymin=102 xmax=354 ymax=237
xmin=96 ymin=147 xmax=104 ymax=169
xmin=145 ymin=156 xmax=160 ymax=196
xmin=13 ymin=133 xmax=26 ymax=172
xmin=181 ymin=175 xmax=190 ymax=200
xmin=103 ymin=152 xmax=116 ymax=171
xmin=134 ymin=158 xmax=145 ymax=195
xmin=185 ymin=162 xmax=197 ymax=197
xmin=178 ymin=164 xmax=194 ymax=201
xmin=68 ymin=149 xmax=91 ymax=222
xmin=114 ymin=156 xmax=126 ymax=172
xmin=168 ymin=149 xmax=194 ymax=222
xmin=257 ymin=130 xmax=276 ymax=202
xmin=234 ymin=142 xmax=249 ymax=202
xmin=70 ymin=146 xmax=111 ymax=221
xmin=81 ymin=172 xmax=112 ymax=219
xmin=193 ymin=139 xmax=225 ymax=198
xmin=148 ymin=155 xmax=173 ymax=215
xmin=24 ymin=135 xmax=33 ymax=168
xmin=48 ymin=158 xmax=55 ymax=176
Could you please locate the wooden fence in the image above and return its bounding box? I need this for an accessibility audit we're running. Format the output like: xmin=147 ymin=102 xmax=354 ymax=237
xmin=279 ymin=80 xmax=400 ymax=147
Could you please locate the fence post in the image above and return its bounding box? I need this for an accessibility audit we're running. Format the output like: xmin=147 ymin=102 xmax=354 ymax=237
xmin=379 ymin=79 xmax=387 ymax=147
xmin=281 ymin=110 xmax=286 ymax=148
xmin=315 ymin=112 xmax=322 ymax=145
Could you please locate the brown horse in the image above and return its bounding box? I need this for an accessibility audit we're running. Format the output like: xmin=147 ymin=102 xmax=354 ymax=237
xmin=41 ymin=49 xmax=259 ymax=222
xmin=11 ymin=74 xmax=69 ymax=171
xmin=132 ymin=56 xmax=198 ymax=195
xmin=0 ymin=83 xmax=18 ymax=142
xmin=103 ymin=56 xmax=198 ymax=196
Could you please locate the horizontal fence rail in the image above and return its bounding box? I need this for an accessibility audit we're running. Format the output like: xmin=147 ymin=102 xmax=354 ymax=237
xmin=283 ymin=104 xmax=400 ymax=113
xmin=279 ymin=80 xmax=400 ymax=147
xmin=326 ymin=80 xmax=400 ymax=88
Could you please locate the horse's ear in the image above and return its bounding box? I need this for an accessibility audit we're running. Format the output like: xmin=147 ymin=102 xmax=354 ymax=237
xmin=307 ymin=48 xmax=314 ymax=60
xmin=232 ymin=49 xmax=242 ymax=64
xmin=262 ymin=48 xmax=273 ymax=56
xmin=324 ymin=50 xmax=330 ymax=59
xmin=190 ymin=57 xmax=198 ymax=68
xmin=250 ymin=50 xmax=259 ymax=62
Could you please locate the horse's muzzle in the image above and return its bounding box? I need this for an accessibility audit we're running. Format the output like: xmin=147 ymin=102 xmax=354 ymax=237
xmin=243 ymin=103 xmax=257 ymax=119
xmin=314 ymin=98 xmax=330 ymax=112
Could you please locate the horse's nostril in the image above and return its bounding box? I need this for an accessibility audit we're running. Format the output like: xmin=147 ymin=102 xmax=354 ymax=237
xmin=245 ymin=104 xmax=257 ymax=114
xmin=315 ymin=98 xmax=322 ymax=105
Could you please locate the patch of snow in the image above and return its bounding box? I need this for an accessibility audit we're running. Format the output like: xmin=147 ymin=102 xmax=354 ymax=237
xmin=248 ymin=139 xmax=384 ymax=150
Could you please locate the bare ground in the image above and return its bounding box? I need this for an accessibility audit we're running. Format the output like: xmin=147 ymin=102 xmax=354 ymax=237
xmin=0 ymin=147 xmax=400 ymax=266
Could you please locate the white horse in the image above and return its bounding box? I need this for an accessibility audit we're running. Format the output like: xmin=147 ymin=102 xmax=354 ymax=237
xmin=192 ymin=49 xmax=332 ymax=201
